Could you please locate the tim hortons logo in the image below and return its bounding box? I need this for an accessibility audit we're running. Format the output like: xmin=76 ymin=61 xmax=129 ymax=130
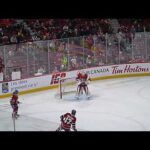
xmin=50 ymin=72 xmax=66 ymax=84
xmin=112 ymin=65 xmax=149 ymax=74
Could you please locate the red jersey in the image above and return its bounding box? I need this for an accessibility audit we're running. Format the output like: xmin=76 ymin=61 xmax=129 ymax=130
xmin=10 ymin=95 xmax=19 ymax=105
xmin=76 ymin=72 xmax=88 ymax=82
xmin=61 ymin=113 xmax=76 ymax=131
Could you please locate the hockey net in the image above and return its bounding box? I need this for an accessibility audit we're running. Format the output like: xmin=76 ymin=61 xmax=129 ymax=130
xmin=57 ymin=77 xmax=77 ymax=99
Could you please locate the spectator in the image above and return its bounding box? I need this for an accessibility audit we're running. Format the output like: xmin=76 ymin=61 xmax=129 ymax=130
xmin=37 ymin=66 xmax=46 ymax=74
xmin=74 ymin=28 xmax=79 ymax=36
xmin=52 ymin=66 xmax=59 ymax=74
xmin=0 ymin=57 xmax=4 ymax=73
xmin=61 ymin=55 xmax=68 ymax=71
xmin=10 ymin=34 xmax=17 ymax=43
xmin=63 ymin=24 xmax=69 ymax=32
xmin=70 ymin=56 xmax=77 ymax=70
xmin=130 ymin=25 xmax=135 ymax=39
xmin=86 ymin=55 xmax=92 ymax=67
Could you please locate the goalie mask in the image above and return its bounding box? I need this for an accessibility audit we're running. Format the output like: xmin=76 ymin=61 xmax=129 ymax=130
xmin=80 ymin=70 xmax=86 ymax=75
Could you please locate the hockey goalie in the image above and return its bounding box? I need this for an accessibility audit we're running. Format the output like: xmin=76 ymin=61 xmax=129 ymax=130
xmin=75 ymin=70 xmax=91 ymax=99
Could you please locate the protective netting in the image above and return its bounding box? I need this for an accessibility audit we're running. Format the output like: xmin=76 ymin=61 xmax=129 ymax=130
xmin=1 ymin=32 xmax=150 ymax=82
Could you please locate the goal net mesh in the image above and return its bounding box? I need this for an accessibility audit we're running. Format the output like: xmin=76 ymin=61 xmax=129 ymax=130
xmin=57 ymin=77 xmax=77 ymax=98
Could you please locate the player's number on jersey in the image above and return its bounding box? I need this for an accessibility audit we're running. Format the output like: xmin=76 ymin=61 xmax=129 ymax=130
xmin=63 ymin=116 xmax=72 ymax=124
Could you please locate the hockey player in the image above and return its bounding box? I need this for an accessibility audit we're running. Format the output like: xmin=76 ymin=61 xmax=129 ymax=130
xmin=56 ymin=109 xmax=77 ymax=131
xmin=76 ymin=70 xmax=91 ymax=97
xmin=10 ymin=90 xmax=20 ymax=119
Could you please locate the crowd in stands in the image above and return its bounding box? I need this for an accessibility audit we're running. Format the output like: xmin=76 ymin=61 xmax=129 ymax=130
xmin=1 ymin=19 xmax=150 ymax=46
xmin=0 ymin=18 xmax=150 ymax=81
xmin=118 ymin=19 xmax=150 ymax=34
xmin=0 ymin=19 xmax=112 ymax=45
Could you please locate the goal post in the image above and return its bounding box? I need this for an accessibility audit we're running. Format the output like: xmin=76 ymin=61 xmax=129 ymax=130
xmin=57 ymin=77 xmax=77 ymax=99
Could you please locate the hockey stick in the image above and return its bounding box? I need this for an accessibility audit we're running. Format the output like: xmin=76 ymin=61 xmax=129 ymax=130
xmin=12 ymin=112 xmax=16 ymax=132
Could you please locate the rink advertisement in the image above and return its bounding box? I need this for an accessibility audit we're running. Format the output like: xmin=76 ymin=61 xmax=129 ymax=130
xmin=84 ymin=63 xmax=150 ymax=78
xmin=111 ymin=64 xmax=149 ymax=74
xmin=0 ymin=75 xmax=52 ymax=96
xmin=9 ymin=75 xmax=53 ymax=93
xmin=0 ymin=63 xmax=150 ymax=97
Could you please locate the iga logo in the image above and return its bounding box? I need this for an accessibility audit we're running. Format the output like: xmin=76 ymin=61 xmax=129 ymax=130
xmin=50 ymin=72 xmax=66 ymax=84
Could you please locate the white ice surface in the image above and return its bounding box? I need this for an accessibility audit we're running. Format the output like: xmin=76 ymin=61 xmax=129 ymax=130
xmin=1 ymin=76 xmax=150 ymax=131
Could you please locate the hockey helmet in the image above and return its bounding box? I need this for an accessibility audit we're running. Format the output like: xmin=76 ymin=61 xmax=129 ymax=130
xmin=13 ymin=90 xmax=19 ymax=95
xmin=71 ymin=109 xmax=76 ymax=116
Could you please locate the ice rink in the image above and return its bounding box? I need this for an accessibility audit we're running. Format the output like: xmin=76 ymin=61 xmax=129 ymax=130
xmin=1 ymin=76 xmax=150 ymax=131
